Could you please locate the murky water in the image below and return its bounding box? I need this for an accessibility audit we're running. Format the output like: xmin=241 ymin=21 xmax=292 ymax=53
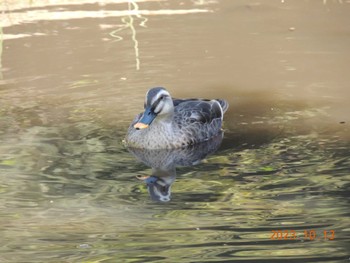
xmin=1 ymin=0 xmax=349 ymax=262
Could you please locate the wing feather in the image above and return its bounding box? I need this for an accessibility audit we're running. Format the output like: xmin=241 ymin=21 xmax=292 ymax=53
xmin=173 ymin=99 xmax=223 ymax=125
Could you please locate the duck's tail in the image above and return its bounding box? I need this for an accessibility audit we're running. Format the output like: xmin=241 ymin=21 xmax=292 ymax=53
xmin=216 ymin=99 xmax=229 ymax=114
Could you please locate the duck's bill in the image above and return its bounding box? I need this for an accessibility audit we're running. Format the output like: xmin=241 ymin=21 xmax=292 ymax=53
xmin=133 ymin=107 xmax=156 ymax=129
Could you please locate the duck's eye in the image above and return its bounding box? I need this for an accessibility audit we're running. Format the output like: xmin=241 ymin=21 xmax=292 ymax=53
xmin=160 ymin=95 xmax=165 ymax=100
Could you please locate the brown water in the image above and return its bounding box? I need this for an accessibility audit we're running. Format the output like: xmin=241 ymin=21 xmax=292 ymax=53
xmin=1 ymin=0 xmax=350 ymax=262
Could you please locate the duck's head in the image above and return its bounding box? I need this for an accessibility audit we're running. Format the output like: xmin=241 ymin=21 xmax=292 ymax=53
xmin=136 ymin=167 xmax=176 ymax=202
xmin=134 ymin=87 xmax=174 ymax=130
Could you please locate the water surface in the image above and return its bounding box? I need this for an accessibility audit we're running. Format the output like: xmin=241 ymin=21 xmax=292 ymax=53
xmin=0 ymin=0 xmax=349 ymax=262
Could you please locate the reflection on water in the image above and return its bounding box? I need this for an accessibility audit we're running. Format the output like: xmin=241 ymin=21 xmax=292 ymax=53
xmin=0 ymin=0 xmax=350 ymax=262
xmin=129 ymin=133 xmax=223 ymax=201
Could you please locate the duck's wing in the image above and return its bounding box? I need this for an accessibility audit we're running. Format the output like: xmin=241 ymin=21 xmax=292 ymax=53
xmin=173 ymin=98 xmax=224 ymax=124
xmin=173 ymin=98 xmax=228 ymax=113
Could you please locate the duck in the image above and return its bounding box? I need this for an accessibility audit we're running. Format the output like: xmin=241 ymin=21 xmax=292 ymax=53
xmin=125 ymin=87 xmax=228 ymax=149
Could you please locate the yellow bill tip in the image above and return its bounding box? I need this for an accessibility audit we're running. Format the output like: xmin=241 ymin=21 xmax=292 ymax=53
xmin=136 ymin=175 xmax=149 ymax=180
xmin=134 ymin=122 xmax=149 ymax=129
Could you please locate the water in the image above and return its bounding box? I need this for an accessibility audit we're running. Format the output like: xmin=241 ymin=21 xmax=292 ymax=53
xmin=1 ymin=0 xmax=349 ymax=262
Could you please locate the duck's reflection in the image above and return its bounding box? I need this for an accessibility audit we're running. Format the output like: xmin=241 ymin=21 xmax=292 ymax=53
xmin=127 ymin=133 xmax=223 ymax=202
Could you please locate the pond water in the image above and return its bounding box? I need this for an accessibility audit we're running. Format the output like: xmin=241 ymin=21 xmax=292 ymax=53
xmin=1 ymin=0 xmax=349 ymax=262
